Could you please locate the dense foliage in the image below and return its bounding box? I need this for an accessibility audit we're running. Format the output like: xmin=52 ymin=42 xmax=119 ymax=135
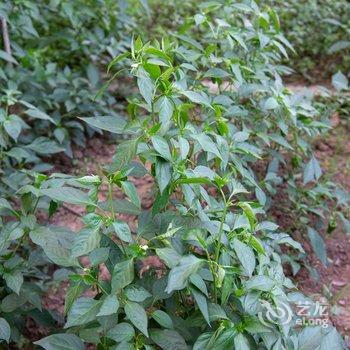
xmin=0 ymin=0 xmax=349 ymax=349
xmin=137 ymin=0 xmax=350 ymax=79
xmin=0 ymin=0 xmax=135 ymax=167
xmin=266 ymin=0 xmax=350 ymax=79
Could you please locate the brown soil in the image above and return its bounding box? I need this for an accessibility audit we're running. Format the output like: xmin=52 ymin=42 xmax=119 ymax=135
xmin=293 ymin=116 xmax=350 ymax=339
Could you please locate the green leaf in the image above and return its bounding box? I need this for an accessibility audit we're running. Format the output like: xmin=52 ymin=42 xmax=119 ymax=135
xmin=181 ymin=91 xmax=212 ymax=108
xmin=89 ymin=247 xmax=110 ymax=266
xmin=230 ymin=33 xmax=248 ymax=50
xmin=25 ymin=109 xmax=55 ymax=123
xmin=0 ymin=198 xmax=13 ymax=211
xmin=156 ymin=247 xmax=182 ymax=268
xmin=191 ymin=287 xmax=210 ymax=325
xmin=25 ymin=137 xmax=64 ymax=154
xmin=0 ymin=49 xmax=18 ymax=64
xmin=71 ymin=227 xmax=101 ymax=258
xmin=34 ymin=334 xmax=85 ymax=350
xmin=121 ymin=181 xmax=141 ymax=209
xmin=0 ymin=318 xmax=10 ymax=343
xmin=80 ymin=116 xmax=129 ymax=134
xmin=152 ymin=135 xmax=172 ymax=161
xmin=41 ymin=187 xmax=93 ymax=206
xmin=264 ymin=97 xmax=279 ymax=110
xmin=150 ymin=329 xmax=187 ymax=350
xmin=256 ymin=221 xmax=279 ymax=231
xmin=30 ymin=226 xmax=78 ymax=267
xmin=234 ymin=333 xmax=250 ymax=350
xmin=238 ymin=203 xmax=256 ymax=231
xmin=232 ymin=238 xmax=256 ymax=277
xmin=328 ymin=40 xmax=350 ymax=54
xmin=175 ymin=34 xmax=204 ymax=51
xmin=125 ymin=301 xmax=148 ymax=337
xmin=204 ymin=68 xmax=230 ymax=78
xmin=332 ymin=71 xmax=349 ymax=91
xmin=99 ymin=199 xmax=141 ymax=215
xmin=157 ymin=96 xmax=174 ymax=131
xmin=125 ymin=285 xmax=151 ymax=302
xmin=112 ymin=341 xmax=134 ymax=350
xmin=152 ymin=189 xmax=170 ymax=215
xmin=320 ymin=328 xmax=346 ymax=350
xmin=155 ymin=161 xmax=172 ymax=194
xmin=166 ymin=255 xmax=203 ymax=293
xmin=65 ymin=297 xmax=102 ymax=328
xmin=307 ymin=227 xmax=327 ymax=266
xmin=64 ymin=280 xmax=85 ymax=314
xmin=245 ymin=275 xmax=275 ymax=291
xmin=297 ymin=327 xmax=323 ymax=350
xmin=111 ymin=259 xmax=134 ymax=291
xmin=106 ymin=323 xmax=135 ymax=343
xmin=152 ymin=310 xmax=173 ymax=329
xmin=97 ymin=295 xmax=119 ymax=316
xmin=249 ymin=236 xmax=265 ymax=255
xmin=1 ymin=293 xmax=26 ymax=313
xmin=190 ymin=274 xmax=208 ymax=296
xmin=109 ymin=138 xmax=138 ymax=172
xmin=3 ymin=271 xmax=23 ymax=295
xmin=179 ymin=137 xmax=189 ymax=160
xmin=113 ymin=220 xmax=133 ymax=243
xmin=4 ymin=117 xmax=21 ymax=142
xmin=108 ymin=52 xmax=130 ymax=72
xmin=87 ymin=63 xmax=99 ymax=86
xmin=137 ymin=69 xmax=154 ymax=105
xmin=303 ymin=156 xmax=322 ymax=184
xmin=196 ymin=133 xmax=222 ymax=159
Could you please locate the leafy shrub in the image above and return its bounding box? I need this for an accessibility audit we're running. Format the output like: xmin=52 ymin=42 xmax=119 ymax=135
xmin=0 ymin=85 xmax=65 ymax=197
xmin=0 ymin=1 xmax=347 ymax=348
xmin=0 ymin=0 xmax=136 ymax=159
xmin=264 ymin=0 xmax=350 ymax=79
xmin=137 ymin=0 xmax=350 ymax=80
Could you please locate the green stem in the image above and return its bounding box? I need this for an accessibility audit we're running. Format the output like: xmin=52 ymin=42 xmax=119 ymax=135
xmin=108 ymin=180 xmax=127 ymax=256
xmin=212 ymin=188 xmax=229 ymax=302
xmin=214 ymin=188 xmax=228 ymax=264
xmin=97 ymin=282 xmax=108 ymax=295
xmin=108 ymin=181 xmax=115 ymax=220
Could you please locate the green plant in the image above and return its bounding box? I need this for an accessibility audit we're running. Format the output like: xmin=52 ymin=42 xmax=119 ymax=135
xmin=0 ymin=0 xmax=137 ymax=158
xmin=0 ymin=86 xmax=64 ymax=194
xmin=264 ymin=0 xmax=350 ymax=79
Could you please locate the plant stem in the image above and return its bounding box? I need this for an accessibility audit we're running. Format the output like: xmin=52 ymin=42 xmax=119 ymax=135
xmin=212 ymin=188 xmax=229 ymax=302
xmin=214 ymin=188 xmax=228 ymax=264
xmin=107 ymin=180 xmax=127 ymax=255
xmin=107 ymin=181 xmax=115 ymax=220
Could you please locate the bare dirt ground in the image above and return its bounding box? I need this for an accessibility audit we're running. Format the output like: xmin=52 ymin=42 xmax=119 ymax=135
xmin=38 ymin=91 xmax=350 ymax=346
xmin=295 ymin=115 xmax=350 ymax=339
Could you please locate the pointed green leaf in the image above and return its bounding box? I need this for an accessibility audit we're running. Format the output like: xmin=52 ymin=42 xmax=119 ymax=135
xmin=125 ymin=301 xmax=148 ymax=337
xmin=65 ymin=297 xmax=102 ymax=328
xmin=307 ymin=227 xmax=327 ymax=266
xmin=34 ymin=334 xmax=85 ymax=350
xmin=106 ymin=323 xmax=135 ymax=343
xmin=152 ymin=310 xmax=173 ymax=329
xmin=111 ymin=259 xmax=134 ymax=291
xmin=232 ymin=238 xmax=256 ymax=276
xmin=71 ymin=227 xmax=101 ymax=258
xmin=97 ymin=295 xmax=119 ymax=316
xmin=0 ymin=318 xmax=10 ymax=343
xmin=113 ymin=220 xmax=133 ymax=243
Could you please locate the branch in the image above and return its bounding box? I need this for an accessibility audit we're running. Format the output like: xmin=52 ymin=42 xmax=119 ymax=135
xmin=1 ymin=17 xmax=11 ymax=55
